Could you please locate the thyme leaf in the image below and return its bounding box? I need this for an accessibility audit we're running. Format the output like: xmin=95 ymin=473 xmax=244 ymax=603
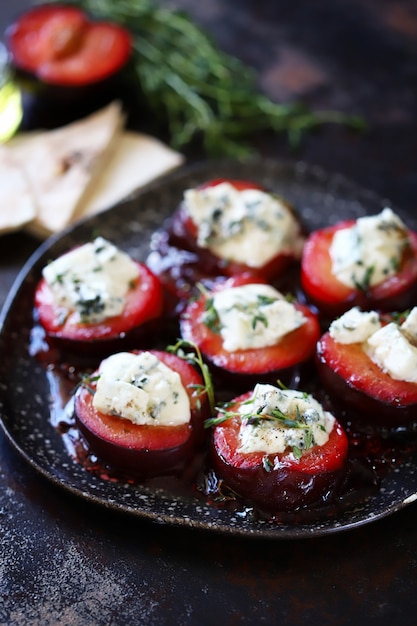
xmin=73 ymin=372 xmax=101 ymax=396
xmin=352 ymin=264 xmax=374 ymax=293
xmin=292 ymin=446 xmax=303 ymax=461
xmin=203 ymin=296 xmax=221 ymax=333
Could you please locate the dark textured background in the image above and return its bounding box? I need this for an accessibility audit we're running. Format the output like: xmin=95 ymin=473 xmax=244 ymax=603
xmin=1 ymin=1 xmax=417 ymax=624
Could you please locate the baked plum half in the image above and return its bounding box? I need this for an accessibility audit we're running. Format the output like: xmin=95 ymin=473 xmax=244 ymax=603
xmin=316 ymin=306 xmax=417 ymax=431
xmin=35 ymin=237 xmax=163 ymax=354
xmin=147 ymin=178 xmax=305 ymax=310
xmin=172 ymin=178 xmax=305 ymax=278
xmin=74 ymin=350 xmax=210 ymax=476
xmin=209 ymin=383 xmax=349 ymax=511
xmin=301 ymin=208 xmax=417 ymax=318
xmin=180 ymin=274 xmax=320 ymax=389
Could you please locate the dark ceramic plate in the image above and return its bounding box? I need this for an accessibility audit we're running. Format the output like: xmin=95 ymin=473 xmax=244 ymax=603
xmin=1 ymin=158 xmax=417 ymax=540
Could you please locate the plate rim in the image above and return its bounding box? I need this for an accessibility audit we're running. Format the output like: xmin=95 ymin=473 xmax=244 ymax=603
xmin=1 ymin=156 xmax=417 ymax=540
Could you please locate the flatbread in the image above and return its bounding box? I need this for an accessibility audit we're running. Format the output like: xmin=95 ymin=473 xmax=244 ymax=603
xmin=74 ymin=131 xmax=185 ymax=220
xmin=0 ymin=146 xmax=36 ymax=234
xmin=12 ymin=101 xmax=124 ymax=238
xmin=1 ymin=101 xmax=184 ymax=239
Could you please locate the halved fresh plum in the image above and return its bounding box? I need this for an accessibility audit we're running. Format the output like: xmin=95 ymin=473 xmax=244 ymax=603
xmin=74 ymin=350 xmax=210 ymax=476
xmin=301 ymin=220 xmax=417 ymax=318
xmin=210 ymin=388 xmax=349 ymax=511
xmin=180 ymin=274 xmax=320 ymax=389
xmin=5 ymin=5 xmax=132 ymax=86
xmin=316 ymin=331 xmax=417 ymax=432
xmin=5 ymin=4 xmax=133 ymax=127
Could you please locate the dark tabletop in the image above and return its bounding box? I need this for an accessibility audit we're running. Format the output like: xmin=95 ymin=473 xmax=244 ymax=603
xmin=1 ymin=1 xmax=417 ymax=625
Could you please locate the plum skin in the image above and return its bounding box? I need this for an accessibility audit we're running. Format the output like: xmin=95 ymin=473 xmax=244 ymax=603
xmin=316 ymin=349 xmax=417 ymax=433
xmin=169 ymin=178 xmax=305 ymax=283
xmin=73 ymin=350 xmax=210 ymax=477
xmin=75 ymin=404 xmax=200 ymax=478
xmin=34 ymin=261 xmax=164 ymax=357
xmin=301 ymin=223 xmax=417 ymax=318
xmin=210 ymin=446 xmax=348 ymax=512
xmin=179 ymin=273 xmax=320 ymax=391
xmin=210 ymin=398 xmax=349 ymax=512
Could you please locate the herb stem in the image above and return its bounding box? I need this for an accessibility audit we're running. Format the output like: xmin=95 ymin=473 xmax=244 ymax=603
xmin=167 ymin=338 xmax=216 ymax=415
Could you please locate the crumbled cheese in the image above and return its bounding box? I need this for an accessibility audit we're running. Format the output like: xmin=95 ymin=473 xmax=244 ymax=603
xmin=329 ymin=307 xmax=381 ymax=344
xmin=92 ymin=351 xmax=190 ymax=425
xmin=183 ymin=182 xmax=303 ymax=267
xmin=237 ymin=383 xmax=335 ymax=457
xmin=329 ymin=207 xmax=409 ymax=289
xmin=330 ymin=306 xmax=417 ymax=383
xmin=210 ymin=283 xmax=306 ymax=352
xmin=365 ymin=322 xmax=417 ymax=383
xmin=42 ymin=237 xmax=139 ymax=323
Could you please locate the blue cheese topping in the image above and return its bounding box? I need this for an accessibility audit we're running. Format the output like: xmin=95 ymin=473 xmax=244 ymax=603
xmin=329 ymin=208 xmax=409 ymax=289
xmin=92 ymin=351 xmax=191 ymax=425
xmin=209 ymin=283 xmax=306 ymax=352
xmin=183 ymin=182 xmax=304 ymax=267
xmin=237 ymin=383 xmax=335 ymax=457
xmin=329 ymin=307 xmax=381 ymax=344
xmin=365 ymin=319 xmax=417 ymax=384
xmin=42 ymin=237 xmax=139 ymax=323
xmin=330 ymin=306 xmax=417 ymax=383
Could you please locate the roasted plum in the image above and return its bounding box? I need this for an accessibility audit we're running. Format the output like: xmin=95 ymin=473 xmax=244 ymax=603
xmin=209 ymin=383 xmax=349 ymax=511
xmin=34 ymin=237 xmax=164 ymax=355
xmin=180 ymin=274 xmax=320 ymax=389
xmin=147 ymin=178 xmax=305 ymax=310
xmin=317 ymin=307 xmax=417 ymax=432
xmin=301 ymin=209 xmax=417 ymax=318
xmin=74 ymin=350 xmax=210 ymax=476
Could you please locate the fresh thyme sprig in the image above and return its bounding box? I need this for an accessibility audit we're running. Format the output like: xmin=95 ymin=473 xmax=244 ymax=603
xmin=205 ymin=391 xmax=325 ymax=460
xmin=43 ymin=0 xmax=365 ymax=157
xmin=167 ymin=338 xmax=215 ymax=414
xmin=204 ymin=401 xmax=311 ymax=430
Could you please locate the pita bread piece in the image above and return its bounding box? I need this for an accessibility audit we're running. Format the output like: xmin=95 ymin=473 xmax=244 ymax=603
xmin=0 ymin=146 xmax=36 ymax=234
xmin=76 ymin=131 xmax=184 ymax=219
xmin=20 ymin=101 xmax=124 ymax=237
